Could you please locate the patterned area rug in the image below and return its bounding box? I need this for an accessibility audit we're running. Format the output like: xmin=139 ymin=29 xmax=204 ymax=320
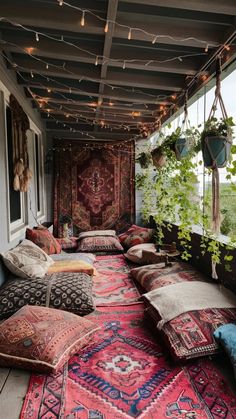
xmin=21 ymin=304 xmax=236 ymax=419
xmin=93 ymin=255 xmax=141 ymax=306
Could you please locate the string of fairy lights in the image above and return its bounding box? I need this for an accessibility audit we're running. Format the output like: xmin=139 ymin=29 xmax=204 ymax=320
xmin=0 ymin=1 xmax=234 ymax=146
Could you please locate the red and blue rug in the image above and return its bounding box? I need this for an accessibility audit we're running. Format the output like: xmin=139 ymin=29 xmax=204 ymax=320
xmin=20 ymin=304 xmax=236 ymax=418
xmin=93 ymin=255 xmax=140 ymax=306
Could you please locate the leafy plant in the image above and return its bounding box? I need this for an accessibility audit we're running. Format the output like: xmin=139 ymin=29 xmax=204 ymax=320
xmin=201 ymin=116 xmax=235 ymax=140
xmin=136 ymin=151 xmax=152 ymax=169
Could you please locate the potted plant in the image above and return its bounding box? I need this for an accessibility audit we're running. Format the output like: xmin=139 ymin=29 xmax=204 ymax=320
xmin=163 ymin=126 xmax=200 ymax=161
xmin=201 ymin=117 xmax=234 ymax=168
xmin=136 ymin=151 xmax=152 ymax=169
xmin=151 ymin=147 xmax=166 ymax=168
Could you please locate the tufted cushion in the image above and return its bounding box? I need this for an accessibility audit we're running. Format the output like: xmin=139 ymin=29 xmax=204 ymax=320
xmin=0 ymin=305 xmax=100 ymax=373
xmin=118 ymin=225 xmax=153 ymax=249
xmin=0 ymin=272 xmax=95 ymax=319
xmin=214 ymin=323 xmax=236 ymax=377
xmin=26 ymin=228 xmax=61 ymax=255
xmin=131 ymin=261 xmax=208 ymax=292
xmin=1 ymin=239 xmax=54 ymax=279
xmin=76 ymin=236 xmax=124 ymax=254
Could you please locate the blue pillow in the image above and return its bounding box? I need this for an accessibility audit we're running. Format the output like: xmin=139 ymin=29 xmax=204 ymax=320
xmin=214 ymin=323 xmax=236 ymax=377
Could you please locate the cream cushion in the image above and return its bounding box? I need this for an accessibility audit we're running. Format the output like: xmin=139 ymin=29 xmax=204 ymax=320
xmin=1 ymin=239 xmax=54 ymax=279
xmin=124 ymin=243 xmax=157 ymax=264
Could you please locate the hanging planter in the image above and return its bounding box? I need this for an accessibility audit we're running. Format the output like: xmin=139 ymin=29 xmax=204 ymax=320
xmin=175 ymin=137 xmax=189 ymax=160
xmin=151 ymin=147 xmax=166 ymax=168
xmin=136 ymin=152 xmax=152 ymax=169
xmin=201 ymin=120 xmax=233 ymax=168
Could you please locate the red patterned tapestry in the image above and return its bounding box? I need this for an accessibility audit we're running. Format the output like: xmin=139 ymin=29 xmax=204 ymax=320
xmin=53 ymin=141 xmax=135 ymax=236
xmin=21 ymin=304 xmax=236 ymax=419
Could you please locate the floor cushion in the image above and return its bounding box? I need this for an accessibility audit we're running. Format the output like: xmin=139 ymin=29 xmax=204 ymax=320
xmin=118 ymin=224 xmax=153 ymax=249
xmin=0 ymin=272 xmax=95 ymax=319
xmin=214 ymin=323 xmax=236 ymax=377
xmin=51 ymin=252 xmax=96 ymax=264
xmin=56 ymin=237 xmax=78 ymax=252
xmin=131 ymin=261 xmax=209 ymax=292
xmin=0 ymin=305 xmax=100 ymax=373
xmin=26 ymin=227 xmax=61 ymax=255
xmin=1 ymin=239 xmax=54 ymax=279
xmin=145 ymin=304 xmax=236 ymax=361
xmin=47 ymin=259 xmax=97 ymax=276
xmin=78 ymin=230 xmax=116 ymax=239
xmin=124 ymin=243 xmax=166 ymax=264
xmin=76 ymin=236 xmax=124 ymax=254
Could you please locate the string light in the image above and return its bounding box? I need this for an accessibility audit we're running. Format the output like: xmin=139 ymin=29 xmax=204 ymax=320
xmin=46 ymin=63 xmax=49 ymax=69
xmin=104 ymin=20 xmax=109 ymax=33
xmin=58 ymin=0 xmax=63 ymax=5
xmin=225 ymin=45 xmax=230 ymax=51
xmin=205 ymin=44 xmax=209 ymax=53
xmin=95 ymin=56 xmax=98 ymax=66
xmin=123 ymin=61 xmax=126 ymax=70
xmin=30 ymin=70 xmax=34 ymax=78
xmin=47 ymin=88 xmax=51 ymax=93
xmin=80 ymin=10 xmax=85 ymax=27
xmin=35 ymin=32 xmax=39 ymax=42
xmin=152 ymin=35 xmax=158 ymax=44
xmin=128 ymin=28 xmax=132 ymax=40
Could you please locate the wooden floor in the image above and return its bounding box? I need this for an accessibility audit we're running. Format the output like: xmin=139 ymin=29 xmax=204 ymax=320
xmin=0 ymin=368 xmax=30 ymax=419
xmin=0 ymin=356 xmax=235 ymax=419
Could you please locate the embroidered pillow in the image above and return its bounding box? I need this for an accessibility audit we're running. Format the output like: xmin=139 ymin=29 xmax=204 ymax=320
xmin=1 ymin=239 xmax=54 ymax=279
xmin=76 ymin=236 xmax=124 ymax=254
xmin=118 ymin=225 xmax=153 ymax=249
xmin=131 ymin=261 xmax=208 ymax=292
xmin=26 ymin=228 xmax=61 ymax=255
xmin=145 ymin=304 xmax=236 ymax=361
xmin=0 ymin=272 xmax=95 ymax=319
xmin=0 ymin=305 xmax=100 ymax=373
xmin=56 ymin=237 xmax=78 ymax=251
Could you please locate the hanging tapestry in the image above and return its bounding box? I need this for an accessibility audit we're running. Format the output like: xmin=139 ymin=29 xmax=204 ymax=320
xmin=53 ymin=141 xmax=135 ymax=236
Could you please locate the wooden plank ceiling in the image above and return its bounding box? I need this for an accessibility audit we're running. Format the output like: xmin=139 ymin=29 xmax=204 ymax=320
xmin=0 ymin=0 xmax=236 ymax=143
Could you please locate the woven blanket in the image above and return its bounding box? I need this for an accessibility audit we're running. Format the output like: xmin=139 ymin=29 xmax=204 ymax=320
xmin=143 ymin=281 xmax=236 ymax=329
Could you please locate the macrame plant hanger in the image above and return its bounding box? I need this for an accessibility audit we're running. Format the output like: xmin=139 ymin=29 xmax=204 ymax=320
xmin=205 ymin=57 xmax=231 ymax=278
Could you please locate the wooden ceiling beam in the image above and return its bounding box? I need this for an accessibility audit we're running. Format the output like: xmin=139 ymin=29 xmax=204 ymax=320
xmin=120 ymin=0 xmax=236 ymax=16
xmin=12 ymin=56 xmax=184 ymax=91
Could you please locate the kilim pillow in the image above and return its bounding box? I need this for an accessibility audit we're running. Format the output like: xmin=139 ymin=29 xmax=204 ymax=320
xmin=118 ymin=225 xmax=153 ymax=249
xmin=145 ymin=303 xmax=236 ymax=361
xmin=76 ymin=236 xmax=124 ymax=254
xmin=1 ymin=239 xmax=54 ymax=279
xmin=0 ymin=272 xmax=95 ymax=319
xmin=131 ymin=261 xmax=209 ymax=292
xmin=26 ymin=228 xmax=61 ymax=255
xmin=0 ymin=305 xmax=100 ymax=373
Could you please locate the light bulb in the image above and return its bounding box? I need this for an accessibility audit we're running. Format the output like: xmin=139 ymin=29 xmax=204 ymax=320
xmin=35 ymin=32 xmax=39 ymax=42
xmin=104 ymin=21 xmax=109 ymax=33
xmin=81 ymin=10 xmax=85 ymax=27
xmin=128 ymin=28 xmax=132 ymax=40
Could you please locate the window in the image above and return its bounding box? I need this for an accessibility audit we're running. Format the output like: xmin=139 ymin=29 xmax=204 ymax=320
xmin=6 ymin=105 xmax=25 ymax=228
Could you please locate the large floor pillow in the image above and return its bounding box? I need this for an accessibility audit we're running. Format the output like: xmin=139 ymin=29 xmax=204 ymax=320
xmin=145 ymin=303 xmax=236 ymax=361
xmin=76 ymin=235 xmax=124 ymax=254
xmin=124 ymin=243 xmax=166 ymax=265
xmin=0 ymin=272 xmax=95 ymax=319
xmin=131 ymin=261 xmax=209 ymax=292
xmin=0 ymin=305 xmax=100 ymax=373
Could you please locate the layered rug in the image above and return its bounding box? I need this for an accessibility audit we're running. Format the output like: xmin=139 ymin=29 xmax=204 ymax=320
xmin=93 ymin=255 xmax=140 ymax=306
xmin=21 ymin=304 xmax=236 ymax=419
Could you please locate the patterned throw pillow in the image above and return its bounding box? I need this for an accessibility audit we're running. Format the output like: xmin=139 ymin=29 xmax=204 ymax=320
xmin=1 ymin=239 xmax=54 ymax=279
xmin=0 ymin=272 xmax=95 ymax=319
xmin=56 ymin=237 xmax=78 ymax=251
xmin=145 ymin=304 xmax=236 ymax=361
xmin=131 ymin=261 xmax=208 ymax=292
xmin=26 ymin=228 xmax=61 ymax=255
xmin=118 ymin=225 xmax=153 ymax=249
xmin=0 ymin=305 xmax=100 ymax=373
xmin=76 ymin=236 xmax=124 ymax=254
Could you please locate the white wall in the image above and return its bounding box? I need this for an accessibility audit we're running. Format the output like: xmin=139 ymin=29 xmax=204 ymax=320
xmin=0 ymin=56 xmax=47 ymax=252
